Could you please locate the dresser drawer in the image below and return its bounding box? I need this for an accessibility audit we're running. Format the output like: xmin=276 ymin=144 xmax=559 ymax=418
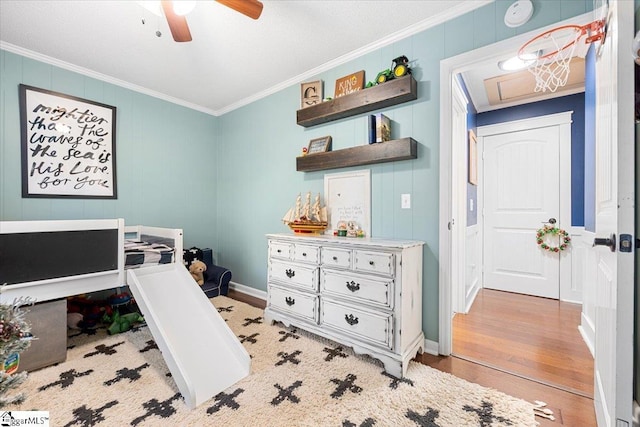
xmin=354 ymin=250 xmax=395 ymax=276
xmin=293 ymin=244 xmax=320 ymax=264
xmin=269 ymin=241 xmax=293 ymax=260
xmin=320 ymin=300 xmax=392 ymax=350
xmin=268 ymin=285 xmax=318 ymax=323
xmin=321 ymin=247 xmax=352 ymax=269
xmin=321 ymin=270 xmax=393 ymax=309
xmin=269 ymin=259 xmax=318 ymax=291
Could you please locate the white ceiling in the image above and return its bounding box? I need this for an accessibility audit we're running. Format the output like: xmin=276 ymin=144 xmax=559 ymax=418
xmin=0 ymin=0 xmax=493 ymax=116
xmin=460 ymin=55 xmax=586 ymax=113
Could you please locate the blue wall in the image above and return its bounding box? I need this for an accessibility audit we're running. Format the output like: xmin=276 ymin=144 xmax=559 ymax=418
xmin=215 ymin=1 xmax=593 ymax=342
xmin=584 ymin=45 xmax=596 ymax=232
xmin=455 ymin=74 xmax=479 ymax=227
xmin=0 ymin=50 xmax=220 ymax=248
xmin=0 ymin=0 xmax=594 ymax=343
xmin=466 ymin=94 xmax=478 ymax=227
xmin=477 ymin=93 xmax=586 ymax=226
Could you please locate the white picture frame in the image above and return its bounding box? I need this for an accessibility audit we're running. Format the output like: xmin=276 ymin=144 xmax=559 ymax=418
xmin=324 ymin=169 xmax=371 ymax=237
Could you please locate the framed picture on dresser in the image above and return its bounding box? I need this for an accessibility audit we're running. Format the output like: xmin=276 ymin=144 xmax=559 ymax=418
xmin=324 ymin=169 xmax=371 ymax=236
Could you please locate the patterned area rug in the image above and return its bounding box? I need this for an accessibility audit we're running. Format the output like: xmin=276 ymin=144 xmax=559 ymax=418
xmin=13 ymin=296 xmax=536 ymax=426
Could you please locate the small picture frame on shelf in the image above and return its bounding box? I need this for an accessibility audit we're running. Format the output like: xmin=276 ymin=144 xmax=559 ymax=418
xmin=300 ymin=80 xmax=323 ymax=109
xmin=307 ymin=136 xmax=332 ymax=155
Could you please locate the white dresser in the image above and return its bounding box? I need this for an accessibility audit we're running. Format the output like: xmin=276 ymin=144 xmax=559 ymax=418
xmin=264 ymin=233 xmax=424 ymax=378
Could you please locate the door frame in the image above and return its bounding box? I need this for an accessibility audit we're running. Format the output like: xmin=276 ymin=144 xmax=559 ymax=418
xmin=477 ymin=112 xmax=573 ymax=300
xmin=451 ymin=77 xmax=469 ymax=314
xmin=438 ymin=12 xmax=592 ymax=356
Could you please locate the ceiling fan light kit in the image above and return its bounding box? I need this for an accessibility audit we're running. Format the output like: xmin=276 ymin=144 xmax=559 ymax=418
xmin=161 ymin=0 xmax=192 ymax=42
xmin=150 ymin=0 xmax=263 ymax=43
xmin=172 ymin=0 xmax=197 ymax=16
xmin=138 ymin=0 xmax=198 ymax=17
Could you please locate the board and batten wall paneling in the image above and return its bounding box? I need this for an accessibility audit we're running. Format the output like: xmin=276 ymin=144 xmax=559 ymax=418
xmin=216 ymin=1 xmax=594 ymax=343
xmin=0 ymin=49 xmax=219 ymax=250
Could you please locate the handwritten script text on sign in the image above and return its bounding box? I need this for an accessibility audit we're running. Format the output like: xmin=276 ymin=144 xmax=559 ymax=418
xmin=22 ymin=87 xmax=116 ymax=198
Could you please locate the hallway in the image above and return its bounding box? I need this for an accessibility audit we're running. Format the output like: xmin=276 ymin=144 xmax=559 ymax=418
xmin=452 ymin=288 xmax=593 ymax=397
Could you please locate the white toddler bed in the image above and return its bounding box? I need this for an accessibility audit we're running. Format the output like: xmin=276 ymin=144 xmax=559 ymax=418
xmin=0 ymin=218 xmax=183 ymax=303
xmin=0 ymin=218 xmax=249 ymax=409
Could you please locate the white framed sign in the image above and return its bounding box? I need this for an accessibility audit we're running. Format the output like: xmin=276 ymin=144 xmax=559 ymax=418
xmin=19 ymin=84 xmax=117 ymax=199
xmin=324 ymin=169 xmax=371 ymax=236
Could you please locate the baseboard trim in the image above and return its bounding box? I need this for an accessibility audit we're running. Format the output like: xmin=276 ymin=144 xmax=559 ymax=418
xmin=229 ymin=281 xmax=267 ymax=301
xmin=424 ymin=339 xmax=439 ymax=356
xmin=578 ymin=312 xmax=595 ymax=358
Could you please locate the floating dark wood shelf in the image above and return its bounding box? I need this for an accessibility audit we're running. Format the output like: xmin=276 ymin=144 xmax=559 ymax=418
xmin=296 ymin=76 xmax=418 ymax=128
xmin=296 ymin=138 xmax=417 ymax=172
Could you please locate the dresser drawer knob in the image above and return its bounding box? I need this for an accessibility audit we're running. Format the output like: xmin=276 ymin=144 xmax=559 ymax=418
xmin=345 ymin=314 xmax=359 ymax=325
xmin=285 ymin=297 xmax=295 ymax=306
xmin=369 ymin=260 xmax=374 ymax=266
xmin=346 ymin=281 xmax=360 ymax=292
xmin=285 ymin=269 xmax=295 ymax=278
xmin=277 ymin=249 xmax=282 ymax=253
xmin=302 ymin=252 xmax=307 ymax=256
xmin=332 ymin=256 xmax=338 ymax=261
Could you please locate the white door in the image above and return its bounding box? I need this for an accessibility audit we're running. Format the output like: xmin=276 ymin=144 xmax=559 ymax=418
xmin=592 ymin=1 xmax=634 ymax=425
xmin=481 ymin=118 xmax=567 ymax=299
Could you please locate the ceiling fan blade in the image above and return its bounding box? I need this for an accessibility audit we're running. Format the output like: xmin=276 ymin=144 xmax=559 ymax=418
xmin=216 ymin=0 xmax=263 ymax=20
xmin=161 ymin=1 xmax=192 ymax=42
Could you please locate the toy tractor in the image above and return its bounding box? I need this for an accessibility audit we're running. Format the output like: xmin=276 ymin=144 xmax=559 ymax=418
xmin=375 ymin=55 xmax=411 ymax=84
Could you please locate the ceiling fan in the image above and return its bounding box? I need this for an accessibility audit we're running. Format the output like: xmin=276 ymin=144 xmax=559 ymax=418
xmin=160 ymin=0 xmax=263 ymax=42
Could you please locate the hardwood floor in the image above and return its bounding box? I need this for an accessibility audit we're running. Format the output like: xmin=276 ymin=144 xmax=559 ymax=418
xmin=415 ymin=353 xmax=596 ymax=426
xmin=453 ymin=289 xmax=594 ymax=397
xmin=227 ymin=288 xmax=597 ymax=426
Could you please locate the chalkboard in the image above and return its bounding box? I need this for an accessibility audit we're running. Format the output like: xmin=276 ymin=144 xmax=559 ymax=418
xmin=0 ymin=229 xmax=119 ymax=285
xmin=19 ymin=84 xmax=117 ymax=199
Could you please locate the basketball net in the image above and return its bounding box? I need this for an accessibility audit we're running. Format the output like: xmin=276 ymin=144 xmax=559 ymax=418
xmin=518 ymin=21 xmax=605 ymax=93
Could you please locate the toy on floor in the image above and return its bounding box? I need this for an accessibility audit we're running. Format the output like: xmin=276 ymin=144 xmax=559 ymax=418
xmin=102 ymin=310 xmax=145 ymax=335
xmin=109 ymin=291 xmax=132 ymax=306
xmin=67 ymin=312 xmax=84 ymax=329
xmin=532 ymin=400 xmax=555 ymax=421
xmin=189 ymin=260 xmax=207 ymax=286
xmin=67 ymin=295 xmax=113 ymax=329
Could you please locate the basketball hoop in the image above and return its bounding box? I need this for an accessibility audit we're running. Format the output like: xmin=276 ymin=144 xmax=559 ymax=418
xmin=518 ymin=20 xmax=605 ymax=93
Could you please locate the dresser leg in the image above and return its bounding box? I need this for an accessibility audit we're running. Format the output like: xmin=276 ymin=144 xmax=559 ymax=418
xmin=382 ymin=360 xmax=403 ymax=379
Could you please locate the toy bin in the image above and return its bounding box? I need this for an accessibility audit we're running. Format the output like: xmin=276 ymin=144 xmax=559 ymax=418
xmin=18 ymin=298 xmax=67 ymax=372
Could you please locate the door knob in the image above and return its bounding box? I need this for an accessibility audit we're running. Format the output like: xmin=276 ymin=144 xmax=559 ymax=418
xmin=593 ymin=233 xmax=616 ymax=252
xmin=548 ymin=218 xmax=557 ymax=224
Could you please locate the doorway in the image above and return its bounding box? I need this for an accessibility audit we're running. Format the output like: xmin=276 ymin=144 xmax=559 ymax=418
xmin=479 ymin=113 xmax=572 ymax=300
xmin=438 ymin=12 xmax=595 ymax=396
xmin=454 ymin=110 xmax=591 ymax=395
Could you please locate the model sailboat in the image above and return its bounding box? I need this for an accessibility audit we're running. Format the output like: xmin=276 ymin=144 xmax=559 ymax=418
xmin=282 ymin=192 xmax=328 ymax=233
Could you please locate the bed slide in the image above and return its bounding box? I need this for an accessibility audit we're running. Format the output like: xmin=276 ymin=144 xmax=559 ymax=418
xmin=127 ymin=263 xmax=251 ymax=409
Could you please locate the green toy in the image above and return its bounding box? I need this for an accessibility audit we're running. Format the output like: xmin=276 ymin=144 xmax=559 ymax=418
xmin=103 ymin=311 xmax=145 ymax=335
xmin=375 ymin=55 xmax=412 ymax=84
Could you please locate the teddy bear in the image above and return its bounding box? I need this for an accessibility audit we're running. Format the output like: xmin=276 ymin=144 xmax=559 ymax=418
xmin=188 ymin=260 xmax=207 ymax=286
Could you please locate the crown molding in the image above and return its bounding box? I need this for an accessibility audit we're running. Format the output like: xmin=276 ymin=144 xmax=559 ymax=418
xmin=0 ymin=41 xmax=219 ymax=117
xmin=1 ymin=0 xmax=492 ymax=117
xmin=215 ymin=0 xmax=492 ymax=115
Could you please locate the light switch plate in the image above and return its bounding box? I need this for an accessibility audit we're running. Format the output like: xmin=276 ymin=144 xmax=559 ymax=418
xmin=401 ymin=193 xmax=411 ymax=209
